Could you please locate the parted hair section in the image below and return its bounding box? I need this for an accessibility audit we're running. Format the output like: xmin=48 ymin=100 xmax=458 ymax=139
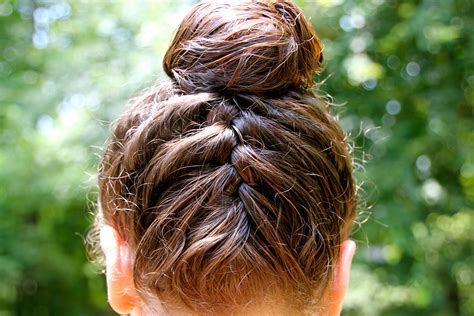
xmin=96 ymin=0 xmax=356 ymax=314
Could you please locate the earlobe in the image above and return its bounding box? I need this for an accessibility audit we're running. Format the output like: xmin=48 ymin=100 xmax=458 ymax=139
xmin=326 ymin=239 xmax=356 ymax=316
xmin=100 ymin=225 xmax=139 ymax=314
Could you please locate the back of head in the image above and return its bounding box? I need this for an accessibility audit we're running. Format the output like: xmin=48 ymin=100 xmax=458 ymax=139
xmin=97 ymin=0 xmax=356 ymax=314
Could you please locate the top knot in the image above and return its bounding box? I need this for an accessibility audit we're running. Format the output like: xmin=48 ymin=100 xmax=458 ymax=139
xmin=163 ymin=0 xmax=324 ymax=95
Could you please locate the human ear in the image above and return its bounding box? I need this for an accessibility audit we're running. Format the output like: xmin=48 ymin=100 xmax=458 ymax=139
xmin=100 ymin=225 xmax=139 ymax=314
xmin=326 ymin=239 xmax=356 ymax=316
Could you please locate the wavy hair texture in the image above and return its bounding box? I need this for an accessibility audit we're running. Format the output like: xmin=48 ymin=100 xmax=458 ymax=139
xmin=95 ymin=0 xmax=356 ymax=314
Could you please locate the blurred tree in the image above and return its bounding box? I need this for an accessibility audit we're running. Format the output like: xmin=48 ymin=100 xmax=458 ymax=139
xmin=0 ymin=1 xmax=189 ymax=315
xmin=0 ymin=0 xmax=472 ymax=315
xmin=295 ymin=0 xmax=474 ymax=315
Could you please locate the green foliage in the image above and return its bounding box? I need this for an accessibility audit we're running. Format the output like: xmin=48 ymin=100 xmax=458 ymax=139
xmin=297 ymin=0 xmax=474 ymax=315
xmin=0 ymin=0 xmax=472 ymax=315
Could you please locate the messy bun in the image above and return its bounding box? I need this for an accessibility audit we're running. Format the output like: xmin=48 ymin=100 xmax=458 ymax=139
xmin=96 ymin=0 xmax=355 ymax=314
xmin=163 ymin=0 xmax=323 ymax=95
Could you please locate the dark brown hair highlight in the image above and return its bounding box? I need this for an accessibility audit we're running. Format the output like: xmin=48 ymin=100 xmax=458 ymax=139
xmin=95 ymin=0 xmax=356 ymax=314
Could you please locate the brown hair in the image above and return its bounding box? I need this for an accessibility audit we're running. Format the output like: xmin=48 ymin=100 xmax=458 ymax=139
xmin=95 ymin=0 xmax=356 ymax=314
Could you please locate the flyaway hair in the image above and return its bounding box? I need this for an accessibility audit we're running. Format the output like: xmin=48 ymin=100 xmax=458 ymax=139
xmin=94 ymin=0 xmax=356 ymax=314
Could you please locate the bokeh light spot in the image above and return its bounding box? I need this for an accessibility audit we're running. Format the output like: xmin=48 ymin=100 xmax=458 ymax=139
xmin=406 ymin=61 xmax=421 ymax=76
xmin=385 ymin=99 xmax=401 ymax=115
xmin=416 ymin=155 xmax=431 ymax=172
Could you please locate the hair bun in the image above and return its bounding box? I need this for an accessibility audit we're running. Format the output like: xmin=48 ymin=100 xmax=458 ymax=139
xmin=163 ymin=0 xmax=323 ymax=95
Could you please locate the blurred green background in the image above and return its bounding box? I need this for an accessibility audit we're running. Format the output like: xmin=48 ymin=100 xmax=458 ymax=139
xmin=0 ymin=0 xmax=472 ymax=315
